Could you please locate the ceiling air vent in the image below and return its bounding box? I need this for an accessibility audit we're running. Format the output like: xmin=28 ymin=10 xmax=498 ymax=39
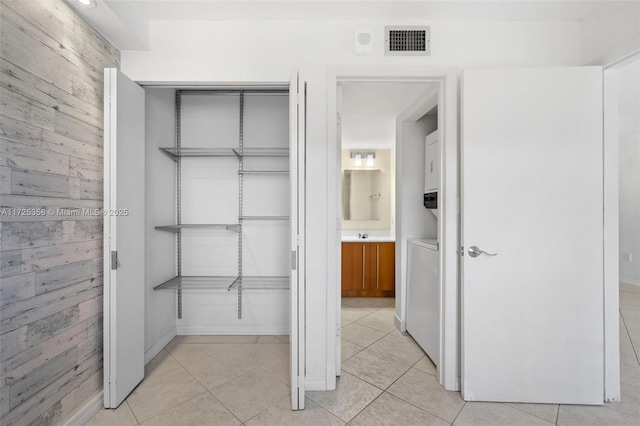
xmin=385 ymin=26 xmax=430 ymax=56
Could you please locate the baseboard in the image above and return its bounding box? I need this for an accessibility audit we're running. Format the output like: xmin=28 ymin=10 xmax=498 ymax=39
xmin=177 ymin=326 xmax=288 ymax=335
xmin=64 ymin=391 xmax=103 ymax=426
xmin=394 ymin=314 xmax=406 ymax=332
xmin=620 ymin=277 xmax=640 ymax=287
xmin=305 ymin=376 xmax=329 ymax=391
xmin=145 ymin=326 xmax=177 ymax=365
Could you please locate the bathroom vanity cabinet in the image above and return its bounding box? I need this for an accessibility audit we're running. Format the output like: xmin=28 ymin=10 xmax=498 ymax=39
xmin=341 ymin=241 xmax=395 ymax=297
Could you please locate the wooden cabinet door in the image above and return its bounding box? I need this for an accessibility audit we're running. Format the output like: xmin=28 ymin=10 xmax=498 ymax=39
xmin=375 ymin=242 xmax=395 ymax=294
xmin=342 ymin=241 xmax=394 ymax=297
xmin=341 ymin=242 xmax=366 ymax=295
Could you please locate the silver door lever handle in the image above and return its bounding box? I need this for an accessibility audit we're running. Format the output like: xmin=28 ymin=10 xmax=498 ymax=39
xmin=468 ymin=246 xmax=497 ymax=258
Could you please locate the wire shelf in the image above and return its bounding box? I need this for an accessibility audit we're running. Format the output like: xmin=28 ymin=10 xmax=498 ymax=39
xmin=159 ymin=147 xmax=289 ymax=161
xmin=239 ymin=170 xmax=289 ymax=175
xmin=240 ymin=215 xmax=290 ymax=220
xmin=154 ymin=275 xmax=290 ymax=291
xmin=155 ymin=224 xmax=240 ymax=233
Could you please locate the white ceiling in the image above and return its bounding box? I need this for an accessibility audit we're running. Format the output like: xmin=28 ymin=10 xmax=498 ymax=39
xmin=341 ymin=82 xmax=433 ymax=149
xmin=65 ymin=0 xmax=617 ymax=50
xmin=127 ymin=0 xmax=608 ymax=21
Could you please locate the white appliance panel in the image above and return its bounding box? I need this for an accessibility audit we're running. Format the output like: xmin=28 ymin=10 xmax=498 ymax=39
xmin=406 ymin=239 xmax=439 ymax=366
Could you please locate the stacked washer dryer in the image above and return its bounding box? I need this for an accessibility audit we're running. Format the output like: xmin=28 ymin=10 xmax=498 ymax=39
xmin=406 ymin=128 xmax=440 ymax=366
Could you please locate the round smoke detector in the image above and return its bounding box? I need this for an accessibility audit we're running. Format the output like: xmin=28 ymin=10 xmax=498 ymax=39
xmin=354 ymin=29 xmax=374 ymax=56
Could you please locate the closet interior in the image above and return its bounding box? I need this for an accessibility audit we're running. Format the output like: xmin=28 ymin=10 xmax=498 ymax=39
xmin=145 ymin=87 xmax=292 ymax=340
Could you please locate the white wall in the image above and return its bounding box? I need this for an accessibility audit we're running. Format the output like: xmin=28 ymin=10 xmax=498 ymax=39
xmin=178 ymin=92 xmax=291 ymax=334
xmin=581 ymin=1 xmax=640 ymax=66
xmin=144 ymin=88 xmax=178 ymax=357
xmin=618 ymin=60 xmax=640 ymax=285
xmin=121 ymin=18 xmax=581 ymax=389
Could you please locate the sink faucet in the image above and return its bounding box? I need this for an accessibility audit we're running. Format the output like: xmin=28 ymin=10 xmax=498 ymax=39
xmin=358 ymin=233 xmax=368 ymax=239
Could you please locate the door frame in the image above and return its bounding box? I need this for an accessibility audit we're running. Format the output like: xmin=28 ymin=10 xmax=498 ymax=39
xmin=105 ymin=76 xmax=307 ymax=408
xmin=327 ymin=66 xmax=460 ymax=391
xmin=328 ymin=64 xmax=623 ymax=399
xmin=602 ymin=51 xmax=639 ymax=401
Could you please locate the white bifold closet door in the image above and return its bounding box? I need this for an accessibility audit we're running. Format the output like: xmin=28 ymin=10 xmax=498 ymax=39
xmin=103 ymin=69 xmax=307 ymax=410
xmin=103 ymin=69 xmax=146 ymax=408
xmin=290 ymin=71 xmax=306 ymax=410
xmin=461 ymin=67 xmax=604 ymax=405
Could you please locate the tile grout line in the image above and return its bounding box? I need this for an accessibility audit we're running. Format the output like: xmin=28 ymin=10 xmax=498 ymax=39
xmin=126 ymin=349 xmax=203 ymax=424
xmin=241 ymin=394 xmax=290 ymax=424
xmin=555 ymin=403 xmax=560 ymax=425
xmin=206 ymin=388 xmax=245 ymax=426
xmin=619 ymin=308 xmax=640 ymax=367
xmin=124 ymin=400 xmax=141 ymax=426
xmin=449 ymin=401 xmax=466 ymax=425
xmin=165 ymin=347 xmax=234 ymax=416
xmin=503 ymin=402 xmax=559 ymax=424
xmin=375 ymin=365 xmax=453 ymax=424
xmin=209 ymin=363 xmax=289 ymax=423
xmin=386 ymin=388 xmax=458 ymax=426
xmin=343 ymin=390 xmax=387 ymax=424
xmin=258 ymin=364 xmax=289 ymax=387
xmin=163 ymin=340 xmax=274 ymax=425
xmin=341 ymin=299 xmax=456 ymax=425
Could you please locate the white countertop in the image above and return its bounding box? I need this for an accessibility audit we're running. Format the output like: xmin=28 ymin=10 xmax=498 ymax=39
xmin=341 ymin=236 xmax=396 ymax=242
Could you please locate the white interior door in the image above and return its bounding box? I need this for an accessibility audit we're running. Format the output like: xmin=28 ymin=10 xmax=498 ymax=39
xmin=290 ymin=72 xmax=306 ymax=410
xmin=461 ymin=67 xmax=604 ymax=404
xmin=103 ymin=68 xmax=146 ymax=408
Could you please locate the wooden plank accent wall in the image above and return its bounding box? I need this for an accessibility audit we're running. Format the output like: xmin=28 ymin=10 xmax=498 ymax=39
xmin=0 ymin=1 xmax=119 ymax=424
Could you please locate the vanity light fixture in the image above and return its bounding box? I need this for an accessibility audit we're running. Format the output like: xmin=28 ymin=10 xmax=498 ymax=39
xmin=350 ymin=151 xmax=375 ymax=167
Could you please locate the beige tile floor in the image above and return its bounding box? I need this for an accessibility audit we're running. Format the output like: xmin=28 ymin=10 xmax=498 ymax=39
xmin=87 ymin=284 xmax=640 ymax=425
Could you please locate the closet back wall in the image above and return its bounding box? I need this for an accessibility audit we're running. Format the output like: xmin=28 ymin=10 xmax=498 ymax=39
xmin=0 ymin=0 xmax=120 ymax=424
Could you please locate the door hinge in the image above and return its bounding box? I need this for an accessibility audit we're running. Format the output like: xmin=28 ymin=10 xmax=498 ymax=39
xmin=291 ymin=250 xmax=297 ymax=270
xmin=460 ymin=246 xmax=464 ymax=256
xmin=111 ymin=250 xmax=120 ymax=270
xmin=337 ymin=112 xmax=341 ymax=125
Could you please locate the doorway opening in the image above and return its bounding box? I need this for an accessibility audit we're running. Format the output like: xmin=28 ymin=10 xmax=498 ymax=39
xmin=327 ymin=67 xmax=460 ymax=393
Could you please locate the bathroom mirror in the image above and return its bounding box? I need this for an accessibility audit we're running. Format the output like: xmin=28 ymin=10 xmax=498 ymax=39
xmin=343 ymin=169 xmax=381 ymax=221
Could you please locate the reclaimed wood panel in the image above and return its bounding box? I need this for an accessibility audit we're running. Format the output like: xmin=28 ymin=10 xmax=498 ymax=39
xmin=0 ymin=85 xmax=55 ymax=131
xmin=0 ymin=277 xmax=103 ymax=335
xmin=0 ymin=138 xmax=70 ymax=175
xmin=10 ymin=168 xmax=72 ymax=198
xmin=0 ymin=1 xmax=119 ymax=423
xmin=0 ymin=250 xmax=22 ymax=278
xmin=59 ymin=369 xmax=102 ymax=422
xmin=0 ymin=165 xmax=11 ymax=194
xmin=0 ymin=58 xmax=104 ymax=129
xmin=0 ymin=313 xmax=100 ymax=384
xmin=0 ymin=113 xmax=42 ymax=147
xmin=9 ymin=347 xmax=79 ymax=409
xmin=2 ymin=352 xmax=102 ymax=425
xmin=34 ymin=259 xmax=94 ymax=294
xmin=0 ymin=271 xmax=34 ymax=307
xmin=0 ymin=221 xmax=65 ymax=251
xmin=21 ymin=239 xmax=102 ymax=272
